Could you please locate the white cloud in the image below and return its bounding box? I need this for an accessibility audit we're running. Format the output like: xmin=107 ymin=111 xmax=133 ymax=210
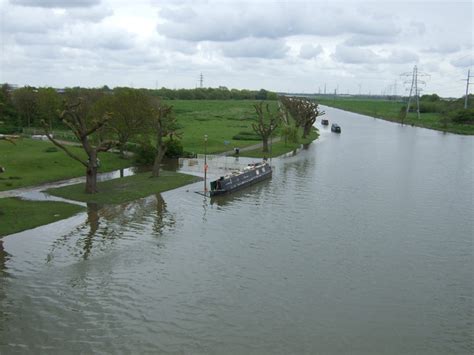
xmin=1 ymin=0 xmax=472 ymax=97
xmin=216 ymin=37 xmax=288 ymax=59
xmin=333 ymin=45 xmax=379 ymax=64
xmin=11 ymin=0 xmax=100 ymax=8
xmin=299 ymin=44 xmax=323 ymax=59
xmin=450 ymin=55 xmax=473 ymax=68
xmin=156 ymin=2 xmax=400 ymax=42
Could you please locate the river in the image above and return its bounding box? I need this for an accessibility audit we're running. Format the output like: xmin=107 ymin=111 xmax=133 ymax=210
xmin=0 ymin=107 xmax=472 ymax=354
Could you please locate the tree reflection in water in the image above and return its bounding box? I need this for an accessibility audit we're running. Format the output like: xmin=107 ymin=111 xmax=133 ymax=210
xmin=0 ymin=240 xmax=9 ymax=277
xmin=0 ymin=239 xmax=10 ymax=331
xmin=46 ymin=194 xmax=176 ymax=262
xmin=82 ymin=203 xmax=100 ymax=260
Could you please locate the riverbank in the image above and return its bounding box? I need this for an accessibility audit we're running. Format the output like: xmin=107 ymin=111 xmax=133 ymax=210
xmin=0 ymin=198 xmax=85 ymax=237
xmin=0 ymin=170 xmax=200 ymax=237
xmin=317 ymin=98 xmax=474 ymax=135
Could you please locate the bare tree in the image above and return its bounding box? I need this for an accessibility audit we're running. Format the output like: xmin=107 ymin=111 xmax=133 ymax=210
xmin=252 ymin=102 xmax=281 ymax=153
xmin=149 ymin=99 xmax=181 ymax=177
xmin=42 ymin=99 xmax=116 ymax=194
xmin=279 ymin=96 xmax=325 ymax=138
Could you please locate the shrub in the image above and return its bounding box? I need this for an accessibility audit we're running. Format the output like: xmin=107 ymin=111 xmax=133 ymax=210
xmin=450 ymin=109 xmax=474 ymax=124
xmin=165 ymin=139 xmax=184 ymax=158
xmin=44 ymin=147 xmax=58 ymax=153
xmin=133 ymin=143 xmax=156 ymax=166
xmin=232 ymin=131 xmax=261 ymax=141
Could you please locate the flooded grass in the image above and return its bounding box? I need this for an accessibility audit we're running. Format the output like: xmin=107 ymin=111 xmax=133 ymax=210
xmin=47 ymin=170 xmax=201 ymax=205
xmin=0 ymin=198 xmax=85 ymax=237
xmin=243 ymin=129 xmax=319 ymax=158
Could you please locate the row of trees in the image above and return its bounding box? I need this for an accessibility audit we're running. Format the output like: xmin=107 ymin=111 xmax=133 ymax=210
xmin=37 ymin=88 xmax=178 ymax=194
xmin=0 ymin=84 xmax=278 ymax=133
xmin=150 ymin=87 xmax=278 ymax=101
xmin=250 ymin=96 xmax=325 ymax=153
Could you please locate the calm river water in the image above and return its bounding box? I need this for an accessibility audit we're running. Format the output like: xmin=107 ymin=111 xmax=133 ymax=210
xmin=0 ymin=107 xmax=472 ymax=354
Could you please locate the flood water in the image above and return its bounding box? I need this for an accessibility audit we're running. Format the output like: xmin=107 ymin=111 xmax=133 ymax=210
xmin=0 ymin=107 xmax=472 ymax=354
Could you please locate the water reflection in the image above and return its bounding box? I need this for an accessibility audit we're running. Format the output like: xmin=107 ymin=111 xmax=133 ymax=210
xmin=209 ymin=181 xmax=269 ymax=208
xmin=153 ymin=193 xmax=173 ymax=235
xmin=82 ymin=203 xmax=100 ymax=260
xmin=46 ymin=194 xmax=175 ymax=263
xmin=0 ymin=240 xmax=9 ymax=333
xmin=0 ymin=240 xmax=9 ymax=277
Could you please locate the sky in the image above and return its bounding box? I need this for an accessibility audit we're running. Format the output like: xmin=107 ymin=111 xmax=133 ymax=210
xmin=0 ymin=0 xmax=472 ymax=97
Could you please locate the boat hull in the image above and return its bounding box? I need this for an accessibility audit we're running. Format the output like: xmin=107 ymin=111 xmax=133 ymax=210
xmin=210 ymin=163 xmax=272 ymax=197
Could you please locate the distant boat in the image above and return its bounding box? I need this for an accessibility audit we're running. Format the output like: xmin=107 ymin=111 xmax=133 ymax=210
xmin=210 ymin=161 xmax=272 ymax=196
xmin=321 ymin=118 xmax=329 ymax=126
xmin=331 ymin=123 xmax=341 ymax=133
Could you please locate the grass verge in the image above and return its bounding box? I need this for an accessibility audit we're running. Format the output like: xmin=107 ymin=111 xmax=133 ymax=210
xmin=0 ymin=198 xmax=85 ymax=237
xmin=242 ymin=128 xmax=319 ymax=158
xmin=47 ymin=170 xmax=201 ymax=205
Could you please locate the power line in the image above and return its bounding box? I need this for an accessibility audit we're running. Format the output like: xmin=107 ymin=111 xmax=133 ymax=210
xmin=463 ymin=69 xmax=473 ymax=109
xmin=400 ymin=65 xmax=429 ymax=119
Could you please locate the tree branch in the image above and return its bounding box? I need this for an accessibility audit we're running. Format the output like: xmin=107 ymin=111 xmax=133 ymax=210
xmin=41 ymin=120 xmax=87 ymax=167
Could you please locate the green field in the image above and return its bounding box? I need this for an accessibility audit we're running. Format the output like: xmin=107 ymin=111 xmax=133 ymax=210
xmin=47 ymin=170 xmax=200 ymax=205
xmin=317 ymin=98 xmax=474 ymax=135
xmin=0 ymin=198 xmax=85 ymax=237
xmin=167 ymin=100 xmax=280 ymax=154
xmin=0 ymin=138 xmax=131 ymax=191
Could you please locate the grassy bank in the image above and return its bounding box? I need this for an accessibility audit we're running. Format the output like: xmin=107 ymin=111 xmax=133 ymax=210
xmin=243 ymin=128 xmax=319 ymax=158
xmin=48 ymin=170 xmax=200 ymax=205
xmin=0 ymin=198 xmax=85 ymax=237
xmin=169 ymin=100 xmax=280 ymax=154
xmin=0 ymin=138 xmax=131 ymax=191
xmin=317 ymin=98 xmax=474 ymax=135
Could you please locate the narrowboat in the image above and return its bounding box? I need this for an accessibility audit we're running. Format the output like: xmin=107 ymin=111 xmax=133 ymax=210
xmin=331 ymin=123 xmax=341 ymax=133
xmin=210 ymin=161 xmax=272 ymax=196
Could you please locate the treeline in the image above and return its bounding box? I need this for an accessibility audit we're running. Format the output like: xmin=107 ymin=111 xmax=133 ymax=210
xmin=0 ymin=84 xmax=278 ymax=133
xmin=406 ymin=93 xmax=474 ymax=124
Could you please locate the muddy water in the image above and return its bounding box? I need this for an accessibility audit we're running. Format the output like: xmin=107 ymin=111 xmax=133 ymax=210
xmin=0 ymin=107 xmax=472 ymax=354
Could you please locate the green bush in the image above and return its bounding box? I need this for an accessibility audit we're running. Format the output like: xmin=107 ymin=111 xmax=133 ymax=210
xmin=165 ymin=139 xmax=184 ymax=158
xmin=232 ymin=131 xmax=261 ymax=141
xmin=0 ymin=124 xmax=20 ymax=134
xmin=133 ymin=143 xmax=156 ymax=166
xmin=450 ymin=109 xmax=474 ymax=124
xmin=44 ymin=147 xmax=58 ymax=153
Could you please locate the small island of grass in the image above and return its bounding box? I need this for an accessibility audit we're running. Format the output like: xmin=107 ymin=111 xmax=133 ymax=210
xmin=47 ymin=171 xmax=200 ymax=205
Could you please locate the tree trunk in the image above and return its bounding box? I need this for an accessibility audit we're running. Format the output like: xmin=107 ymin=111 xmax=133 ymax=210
xmin=152 ymin=147 xmax=166 ymax=177
xmin=85 ymin=164 xmax=98 ymax=194
xmin=303 ymin=123 xmax=312 ymax=138
xmin=262 ymin=138 xmax=269 ymax=153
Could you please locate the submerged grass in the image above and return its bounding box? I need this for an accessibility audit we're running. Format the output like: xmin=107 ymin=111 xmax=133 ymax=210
xmin=47 ymin=170 xmax=200 ymax=205
xmin=243 ymin=128 xmax=319 ymax=158
xmin=0 ymin=198 xmax=85 ymax=237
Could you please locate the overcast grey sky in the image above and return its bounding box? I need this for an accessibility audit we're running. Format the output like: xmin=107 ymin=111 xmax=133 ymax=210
xmin=1 ymin=0 xmax=472 ymax=97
